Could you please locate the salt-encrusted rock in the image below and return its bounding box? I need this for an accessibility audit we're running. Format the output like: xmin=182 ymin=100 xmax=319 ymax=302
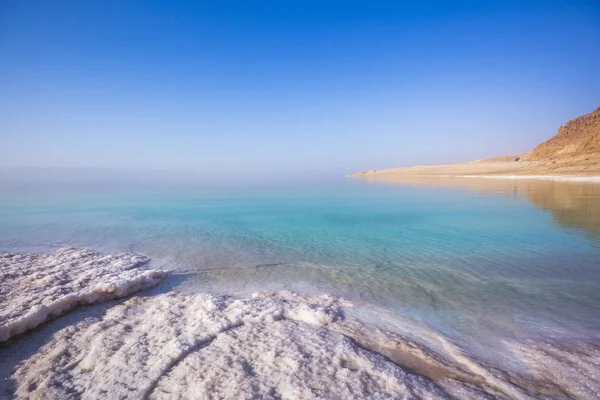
xmin=0 ymin=247 xmax=168 ymax=341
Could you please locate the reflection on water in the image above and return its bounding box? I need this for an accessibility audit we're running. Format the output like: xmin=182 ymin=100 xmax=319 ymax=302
xmin=527 ymin=182 xmax=600 ymax=245
xmin=359 ymin=175 xmax=600 ymax=246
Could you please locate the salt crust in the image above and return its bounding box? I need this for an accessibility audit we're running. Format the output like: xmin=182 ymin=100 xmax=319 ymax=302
xmin=13 ymin=289 xmax=600 ymax=399
xmin=0 ymin=247 xmax=168 ymax=342
xmin=12 ymin=291 xmax=452 ymax=399
xmin=4 ymin=249 xmax=600 ymax=399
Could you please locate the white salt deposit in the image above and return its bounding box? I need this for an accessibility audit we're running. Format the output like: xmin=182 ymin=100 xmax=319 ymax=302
xmin=3 ymin=248 xmax=599 ymax=399
xmin=11 ymin=288 xmax=596 ymax=399
xmin=505 ymin=339 xmax=600 ymax=399
xmin=12 ymin=291 xmax=452 ymax=399
xmin=0 ymin=247 xmax=167 ymax=342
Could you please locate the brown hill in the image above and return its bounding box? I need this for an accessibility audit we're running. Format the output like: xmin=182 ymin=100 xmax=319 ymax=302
xmin=530 ymin=106 xmax=600 ymax=161
xmin=350 ymin=106 xmax=600 ymax=178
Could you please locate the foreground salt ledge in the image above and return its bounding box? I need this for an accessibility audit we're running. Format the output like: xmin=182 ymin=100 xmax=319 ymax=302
xmin=13 ymin=289 xmax=599 ymax=399
xmin=0 ymin=247 xmax=168 ymax=342
xmin=12 ymin=292 xmax=447 ymax=399
xmin=4 ymin=249 xmax=600 ymax=399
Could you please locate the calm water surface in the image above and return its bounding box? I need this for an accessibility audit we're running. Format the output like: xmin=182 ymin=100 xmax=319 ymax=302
xmin=1 ymin=177 xmax=599 ymax=362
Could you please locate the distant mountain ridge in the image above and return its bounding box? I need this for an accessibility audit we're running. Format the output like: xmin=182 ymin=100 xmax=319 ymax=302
xmin=531 ymin=107 xmax=600 ymax=161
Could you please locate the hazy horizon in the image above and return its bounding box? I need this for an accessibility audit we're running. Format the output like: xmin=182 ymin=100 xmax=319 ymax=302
xmin=0 ymin=166 xmax=348 ymax=186
xmin=2 ymin=1 xmax=599 ymax=178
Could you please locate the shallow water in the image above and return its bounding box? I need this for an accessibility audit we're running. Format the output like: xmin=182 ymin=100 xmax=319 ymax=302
xmin=1 ymin=176 xmax=600 ymax=376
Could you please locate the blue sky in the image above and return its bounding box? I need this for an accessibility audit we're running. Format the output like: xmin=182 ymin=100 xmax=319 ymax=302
xmin=1 ymin=1 xmax=599 ymax=177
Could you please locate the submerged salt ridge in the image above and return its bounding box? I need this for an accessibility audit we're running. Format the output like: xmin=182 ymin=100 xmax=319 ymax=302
xmin=2 ymin=248 xmax=600 ymax=399
xmin=0 ymin=247 xmax=168 ymax=341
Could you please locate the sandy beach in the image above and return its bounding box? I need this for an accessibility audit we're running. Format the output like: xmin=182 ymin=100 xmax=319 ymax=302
xmin=349 ymin=153 xmax=600 ymax=182
xmin=351 ymin=106 xmax=600 ymax=182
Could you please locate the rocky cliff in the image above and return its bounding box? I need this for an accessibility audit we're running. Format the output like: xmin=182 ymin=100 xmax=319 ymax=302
xmin=530 ymin=107 xmax=600 ymax=161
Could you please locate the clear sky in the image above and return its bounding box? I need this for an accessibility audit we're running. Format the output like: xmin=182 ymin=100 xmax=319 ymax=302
xmin=1 ymin=1 xmax=599 ymax=178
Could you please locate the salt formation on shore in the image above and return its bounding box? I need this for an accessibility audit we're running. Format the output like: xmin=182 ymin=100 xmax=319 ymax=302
xmin=12 ymin=290 xmax=599 ymax=400
xmin=12 ymin=291 xmax=450 ymax=399
xmin=3 ymin=248 xmax=600 ymax=399
xmin=0 ymin=247 xmax=167 ymax=342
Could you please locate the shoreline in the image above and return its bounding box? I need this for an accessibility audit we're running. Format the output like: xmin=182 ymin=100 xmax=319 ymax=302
xmin=2 ymin=247 xmax=600 ymax=398
xmin=349 ymin=154 xmax=600 ymax=183
xmin=349 ymin=173 xmax=600 ymax=183
xmin=459 ymin=174 xmax=600 ymax=182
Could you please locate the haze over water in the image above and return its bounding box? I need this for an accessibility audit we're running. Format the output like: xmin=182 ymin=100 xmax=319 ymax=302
xmin=2 ymin=176 xmax=600 ymax=367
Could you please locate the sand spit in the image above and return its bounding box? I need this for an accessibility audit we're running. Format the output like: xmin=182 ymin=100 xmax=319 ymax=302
xmin=351 ymin=106 xmax=600 ymax=180
xmin=349 ymin=157 xmax=536 ymax=179
xmin=349 ymin=157 xmax=600 ymax=182
xmin=0 ymin=247 xmax=168 ymax=342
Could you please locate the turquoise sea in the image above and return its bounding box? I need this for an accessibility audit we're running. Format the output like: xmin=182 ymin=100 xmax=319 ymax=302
xmin=1 ymin=175 xmax=600 ymax=370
